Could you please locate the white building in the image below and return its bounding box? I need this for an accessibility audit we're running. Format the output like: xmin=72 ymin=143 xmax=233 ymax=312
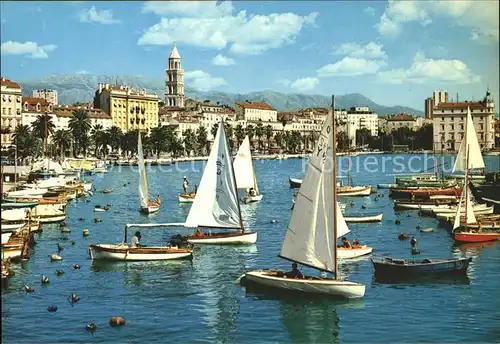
xmin=1 ymin=77 xmax=23 ymax=149
xmin=53 ymin=105 xmax=113 ymax=131
xmin=433 ymin=90 xmax=449 ymax=106
xmin=32 ymin=89 xmax=58 ymax=105
xmin=432 ymin=90 xmax=496 ymax=151
xmin=337 ymin=107 xmax=378 ymax=147
xmin=165 ymin=44 xmax=185 ymax=108
xmin=235 ymin=101 xmax=277 ymax=122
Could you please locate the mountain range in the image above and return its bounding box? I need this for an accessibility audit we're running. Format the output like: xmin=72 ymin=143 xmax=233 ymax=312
xmin=18 ymin=74 xmax=424 ymax=115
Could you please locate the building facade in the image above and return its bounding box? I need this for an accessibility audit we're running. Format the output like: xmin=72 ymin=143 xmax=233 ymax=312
xmin=432 ymin=90 xmax=496 ymax=151
xmin=425 ymin=98 xmax=433 ymax=119
xmin=165 ymin=44 xmax=185 ymax=108
xmin=433 ymin=90 xmax=448 ymax=106
xmin=53 ymin=105 xmax=113 ymax=131
xmin=1 ymin=77 xmax=24 ymax=149
xmin=338 ymin=107 xmax=379 ymax=147
xmin=235 ymin=101 xmax=277 ymax=122
xmin=382 ymin=114 xmax=418 ymax=132
xmin=94 ymin=83 xmax=159 ymax=133
xmin=32 ymin=89 xmax=58 ymax=105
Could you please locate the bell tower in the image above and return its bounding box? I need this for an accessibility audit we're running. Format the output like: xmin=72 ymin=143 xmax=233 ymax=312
xmin=165 ymin=43 xmax=185 ymax=108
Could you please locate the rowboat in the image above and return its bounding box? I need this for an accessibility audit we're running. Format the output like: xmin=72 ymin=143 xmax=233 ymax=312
xmin=337 ymin=185 xmax=371 ymax=197
xmin=337 ymin=245 xmax=373 ymax=258
xmin=289 ymin=177 xmax=302 ymax=189
xmin=241 ymin=96 xmax=367 ymax=299
xmin=389 ymin=185 xmax=461 ymax=199
xmin=343 ymin=213 xmax=383 ymax=223
xmin=377 ymin=183 xmax=396 ymax=189
xmin=233 ymin=136 xmax=263 ymax=204
xmin=372 ymin=257 xmax=471 ymax=278
xmin=178 ymin=193 xmax=195 ymax=203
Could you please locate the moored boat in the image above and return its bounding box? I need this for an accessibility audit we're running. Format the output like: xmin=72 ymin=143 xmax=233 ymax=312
xmin=178 ymin=193 xmax=195 ymax=203
xmin=289 ymin=177 xmax=302 ymax=189
xmin=343 ymin=213 xmax=383 ymax=223
xmin=233 ymin=136 xmax=264 ymax=204
xmin=372 ymin=256 xmax=472 ymax=278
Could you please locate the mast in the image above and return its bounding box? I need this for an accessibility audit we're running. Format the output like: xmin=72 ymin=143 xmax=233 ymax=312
xmin=332 ymin=95 xmax=339 ymax=279
xmin=464 ymin=145 xmax=469 ymax=225
xmin=225 ymin=121 xmax=245 ymax=232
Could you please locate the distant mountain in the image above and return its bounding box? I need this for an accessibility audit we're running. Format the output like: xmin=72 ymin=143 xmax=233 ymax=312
xmin=19 ymin=74 xmax=423 ymax=115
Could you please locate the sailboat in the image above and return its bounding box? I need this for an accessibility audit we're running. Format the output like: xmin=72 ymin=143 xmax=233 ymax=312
xmin=242 ymin=95 xmax=367 ymax=299
xmin=233 ymin=136 xmax=263 ymax=204
xmin=337 ymin=159 xmax=371 ymax=196
xmin=183 ymin=122 xmax=257 ymax=244
xmin=138 ymin=132 xmax=160 ymax=214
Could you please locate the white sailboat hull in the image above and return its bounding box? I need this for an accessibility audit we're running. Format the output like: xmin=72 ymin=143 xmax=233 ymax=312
xmin=2 ymin=246 xmax=23 ymax=260
xmin=337 ymin=246 xmax=373 ymax=259
xmin=337 ymin=186 xmax=372 ymax=197
xmin=187 ymin=231 xmax=257 ymax=245
xmin=140 ymin=205 xmax=160 ymax=214
xmin=178 ymin=194 xmax=195 ymax=203
xmin=38 ymin=215 xmax=66 ymax=223
xmin=1 ymin=222 xmax=26 ymax=232
xmin=433 ymin=206 xmax=494 ymax=216
xmin=88 ymin=244 xmax=193 ymax=261
xmin=244 ymin=270 xmax=365 ymax=299
xmin=344 ymin=214 xmax=383 ymax=223
xmin=243 ymin=194 xmax=263 ymax=204
xmin=2 ymin=232 xmax=13 ymax=245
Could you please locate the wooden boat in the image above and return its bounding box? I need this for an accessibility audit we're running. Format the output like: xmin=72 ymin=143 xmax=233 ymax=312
xmin=343 ymin=213 xmax=383 ymax=223
xmin=138 ymin=132 xmax=160 ymax=214
xmin=178 ymin=193 xmax=195 ymax=203
xmin=338 ymin=245 xmax=373 ymax=258
xmin=184 ymin=122 xmax=257 ymax=245
xmin=233 ymin=136 xmax=263 ymax=204
xmin=242 ymin=96 xmax=367 ymax=299
xmin=2 ymin=232 xmax=13 ymax=245
xmin=377 ymin=183 xmax=397 ymax=189
xmin=394 ymin=199 xmax=458 ymax=210
xmin=289 ymin=177 xmax=302 ymax=189
xmin=372 ymin=257 xmax=471 ymax=277
xmin=337 ymin=160 xmax=371 ymax=197
xmin=389 ymin=185 xmax=461 ymax=199
xmin=1 ymin=201 xmax=39 ymax=209
xmin=433 ymin=204 xmax=493 ymax=217
xmin=88 ymin=224 xmax=193 ymax=261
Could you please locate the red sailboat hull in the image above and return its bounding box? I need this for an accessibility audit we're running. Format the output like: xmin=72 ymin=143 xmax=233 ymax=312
xmin=453 ymin=232 xmax=500 ymax=243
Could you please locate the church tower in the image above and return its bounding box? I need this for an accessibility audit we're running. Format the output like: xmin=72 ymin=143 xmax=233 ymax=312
xmin=165 ymin=43 xmax=185 ymax=107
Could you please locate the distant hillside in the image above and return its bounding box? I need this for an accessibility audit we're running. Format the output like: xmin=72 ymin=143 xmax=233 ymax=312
xmin=19 ymin=74 xmax=423 ymax=115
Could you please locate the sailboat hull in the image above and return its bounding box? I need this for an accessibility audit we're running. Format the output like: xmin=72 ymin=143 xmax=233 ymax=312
xmin=88 ymin=244 xmax=193 ymax=261
xmin=337 ymin=245 xmax=373 ymax=259
xmin=337 ymin=186 xmax=372 ymax=196
xmin=344 ymin=214 xmax=383 ymax=223
xmin=243 ymin=194 xmax=263 ymax=204
xmin=452 ymin=231 xmax=500 ymax=243
xmin=244 ymin=270 xmax=365 ymax=299
xmin=178 ymin=194 xmax=195 ymax=203
xmin=187 ymin=231 xmax=257 ymax=245
xmin=140 ymin=205 xmax=160 ymax=214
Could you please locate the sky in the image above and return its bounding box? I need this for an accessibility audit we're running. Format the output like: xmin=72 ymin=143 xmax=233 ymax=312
xmin=0 ymin=0 xmax=499 ymax=110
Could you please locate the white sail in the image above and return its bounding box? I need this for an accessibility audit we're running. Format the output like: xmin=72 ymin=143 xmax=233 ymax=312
xmin=452 ymin=107 xmax=485 ymax=173
xmin=280 ymin=111 xmax=349 ymax=273
xmin=185 ymin=122 xmax=241 ymax=229
xmin=137 ymin=132 xmax=149 ymax=208
xmin=233 ymin=136 xmax=256 ymax=190
xmin=453 ymin=186 xmax=477 ymax=230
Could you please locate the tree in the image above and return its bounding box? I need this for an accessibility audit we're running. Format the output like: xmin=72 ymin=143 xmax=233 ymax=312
xmin=264 ymin=125 xmax=273 ymax=152
xmin=69 ymin=110 xmax=92 ymax=157
xmin=11 ymin=125 xmax=42 ymax=162
xmin=149 ymin=127 xmax=168 ymax=159
xmin=225 ymin=123 xmax=234 ymax=150
xmin=121 ymin=130 xmax=138 ymax=158
xmin=31 ymin=114 xmax=55 ymax=154
xmin=91 ymin=124 xmax=105 ymax=157
xmin=234 ymin=124 xmax=245 ymax=146
xmin=196 ymin=126 xmax=209 ymax=155
xmin=337 ymin=131 xmax=350 ymax=151
xmin=211 ymin=124 xmax=218 ymax=141
xmin=255 ymin=122 xmax=264 ymax=150
xmin=52 ymin=129 xmax=73 ymax=160
xmin=274 ymin=131 xmax=283 ymax=151
xmin=106 ymin=126 xmax=123 ymax=154
xmin=245 ymin=124 xmax=255 ymax=148
xmin=182 ymin=129 xmax=197 ymax=156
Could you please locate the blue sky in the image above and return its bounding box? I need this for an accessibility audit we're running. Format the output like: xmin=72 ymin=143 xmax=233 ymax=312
xmin=1 ymin=1 xmax=498 ymax=110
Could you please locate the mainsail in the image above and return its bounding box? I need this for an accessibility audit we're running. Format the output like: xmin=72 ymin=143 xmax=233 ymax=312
xmin=137 ymin=132 xmax=149 ymax=208
xmin=453 ymin=185 xmax=477 ymax=230
xmin=452 ymin=107 xmax=485 ymax=173
xmin=184 ymin=122 xmax=242 ymax=229
xmin=233 ymin=136 xmax=257 ymax=191
xmin=279 ymin=110 xmax=349 ymax=273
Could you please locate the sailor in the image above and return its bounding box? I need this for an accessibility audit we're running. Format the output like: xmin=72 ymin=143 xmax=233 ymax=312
xmin=183 ymin=176 xmax=190 ymax=194
xmin=192 ymin=185 xmax=198 ymax=195
xmin=352 ymin=239 xmax=360 ymax=249
xmin=194 ymin=227 xmax=204 ymax=238
xmin=285 ymin=263 xmax=304 ymax=279
xmin=341 ymin=237 xmax=352 ymax=249
xmin=249 ymin=187 xmax=256 ymax=196
xmin=131 ymin=231 xmax=142 ymax=248
xmin=156 ymin=194 xmax=161 ymax=205
xmin=410 ymin=236 xmax=418 ymax=249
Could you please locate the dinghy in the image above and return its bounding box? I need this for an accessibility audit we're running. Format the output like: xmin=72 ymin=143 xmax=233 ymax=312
xmin=344 ymin=213 xmax=383 ymax=223
xmin=178 ymin=193 xmax=195 ymax=203
xmin=242 ymin=96 xmax=367 ymax=299
xmin=289 ymin=177 xmax=302 ymax=189
xmin=337 ymin=160 xmax=371 ymax=197
xmin=233 ymin=136 xmax=263 ymax=204
xmin=372 ymin=256 xmax=471 ymax=278
xmin=138 ymin=132 xmax=160 ymax=214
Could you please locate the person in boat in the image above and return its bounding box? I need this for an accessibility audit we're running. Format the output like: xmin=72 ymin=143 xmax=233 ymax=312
xmin=410 ymin=236 xmax=418 ymax=249
xmin=156 ymin=194 xmax=161 ymax=205
xmin=249 ymin=187 xmax=256 ymax=197
xmin=352 ymin=239 xmax=361 ymax=249
xmin=285 ymin=263 xmax=304 ymax=279
xmin=130 ymin=231 xmax=142 ymax=248
xmin=340 ymin=237 xmax=352 ymax=249
xmin=183 ymin=176 xmax=190 ymax=195
xmin=193 ymin=227 xmax=205 ymax=238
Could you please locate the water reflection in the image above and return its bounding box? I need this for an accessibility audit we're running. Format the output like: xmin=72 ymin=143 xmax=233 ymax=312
xmin=372 ymin=272 xmax=471 ymax=286
xmin=452 ymin=241 xmax=499 ymax=256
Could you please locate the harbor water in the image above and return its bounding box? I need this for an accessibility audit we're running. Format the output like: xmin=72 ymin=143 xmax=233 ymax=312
xmin=2 ymin=154 xmax=499 ymax=343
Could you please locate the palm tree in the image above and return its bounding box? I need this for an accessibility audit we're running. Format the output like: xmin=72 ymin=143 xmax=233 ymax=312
xmin=52 ymin=129 xmax=73 ymax=160
xmin=69 ymin=109 xmax=92 ymax=157
xmin=121 ymin=130 xmax=138 ymax=158
xmin=31 ymin=114 xmax=55 ymax=155
xmin=234 ymin=124 xmax=245 ymax=147
xmin=196 ymin=126 xmax=208 ymax=155
xmin=264 ymin=125 xmax=273 ymax=153
xmin=225 ymin=123 xmax=234 ymax=150
xmin=91 ymin=124 xmax=105 ymax=157
xmin=255 ymin=122 xmax=264 ymax=151
xmin=106 ymin=126 xmax=123 ymax=154
xmin=245 ymin=125 xmax=255 ymax=149
xmin=210 ymin=124 xmax=218 ymax=141
xmin=11 ymin=127 xmax=42 ymax=162
xmin=274 ymin=132 xmax=283 ymax=151
xmin=149 ymin=127 xmax=168 ymax=159
xmin=182 ymin=129 xmax=197 ymax=156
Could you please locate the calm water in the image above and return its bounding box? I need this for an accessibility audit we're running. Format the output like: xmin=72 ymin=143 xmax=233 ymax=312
xmin=2 ymin=154 xmax=500 ymax=343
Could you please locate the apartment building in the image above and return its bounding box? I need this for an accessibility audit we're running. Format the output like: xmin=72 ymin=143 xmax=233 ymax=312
xmin=94 ymin=83 xmax=159 ymax=133
xmin=337 ymin=107 xmax=379 ymax=147
xmin=235 ymin=101 xmax=277 ymax=122
xmin=0 ymin=77 xmax=23 ymax=149
xmin=53 ymin=105 xmax=113 ymax=131
xmin=432 ymin=90 xmax=496 ymax=151
xmin=32 ymin=89 xmax=58 ymax=105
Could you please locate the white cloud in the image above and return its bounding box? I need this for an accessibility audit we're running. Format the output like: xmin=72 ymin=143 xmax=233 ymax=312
xmin=184 ymin=70 xmax=227 ymax=91
xmin=138 ymin=1 xmax=318 ymax=55
xmin=290 ymin=77 xmax=319 ymax=92
xmin=211 ymin=54 xmax=235 ymax=66
xmin=378 ymin=52 xmax=480 ymax=84
xmin=364 ymin=7 xmax=376 ymax=16
xmin=0 ymin=41 xmax=57 ymax=59
xmin=333 ymin=42 xmax=387 ymax=59
xmin=317 ymin=57 xmax=387 ymax=77
xmin=79 ymin=6 xmax=120 ymax=25
xmin=376 ymin=0 xmax=499 ymax=44
xmin=277 ymin=79 xmax=291 ymax=87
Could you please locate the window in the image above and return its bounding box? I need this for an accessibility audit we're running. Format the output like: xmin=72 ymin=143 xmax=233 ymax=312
xmin=460 ymin=124 xmax=464 ymax=130
xmin=441 ymin=117 xmax=444 ymax=121
xmin=441 ymin=125 xmax=444 ymax=130
xmin=451 ymin=117 xmax=454 ymax=121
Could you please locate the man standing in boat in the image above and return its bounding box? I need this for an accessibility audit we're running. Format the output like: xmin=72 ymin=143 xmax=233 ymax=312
xmin=131 ymin=231 xmax=142 ymax=248
xmin=183 ymin=176 xmax=190 ymax=195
